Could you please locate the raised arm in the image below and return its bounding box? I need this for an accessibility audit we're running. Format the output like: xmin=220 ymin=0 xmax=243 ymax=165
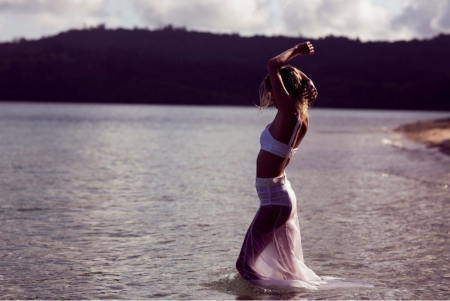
xmin=267 ymin=42 xmax=315 ymax=114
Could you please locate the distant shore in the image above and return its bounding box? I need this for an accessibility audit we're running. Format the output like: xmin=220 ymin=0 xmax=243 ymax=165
xmin=1 ymin=27 xmax=450 ymax=110
xmin=396 ymin=118 xmax=450 ymax=156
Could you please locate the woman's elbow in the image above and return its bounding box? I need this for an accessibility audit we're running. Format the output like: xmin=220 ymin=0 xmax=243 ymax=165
xmin=267 ymin=58 xmax=280 ymax=71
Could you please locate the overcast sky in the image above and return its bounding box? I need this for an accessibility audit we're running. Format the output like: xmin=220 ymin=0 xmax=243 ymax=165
xmin=1 ymin=0 xmax=449 ymax=42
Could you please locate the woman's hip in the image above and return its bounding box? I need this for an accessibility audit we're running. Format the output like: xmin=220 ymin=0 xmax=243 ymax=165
xmin=255 ymin=173 xmax=296 ymax=207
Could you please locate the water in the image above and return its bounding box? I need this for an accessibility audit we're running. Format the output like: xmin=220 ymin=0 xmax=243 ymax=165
xmin=0 ymin=102 xmax=449 ymax=299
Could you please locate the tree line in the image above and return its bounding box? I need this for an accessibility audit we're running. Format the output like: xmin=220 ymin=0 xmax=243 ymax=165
xmin=0 ymin=25 xmax=449 ymax=110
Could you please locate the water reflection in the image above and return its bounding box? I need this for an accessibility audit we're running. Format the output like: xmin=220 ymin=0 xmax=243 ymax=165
xmin=0 ymin=103 xmax=449 ymax=299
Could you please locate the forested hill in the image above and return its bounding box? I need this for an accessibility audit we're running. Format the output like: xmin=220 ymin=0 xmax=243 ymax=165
xmin=1 ymin=26 xmax=449 ymax=110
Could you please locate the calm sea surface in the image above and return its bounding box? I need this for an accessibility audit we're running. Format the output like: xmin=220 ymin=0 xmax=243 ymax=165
xmin=0 ymin=103 xmax=449 ymax=299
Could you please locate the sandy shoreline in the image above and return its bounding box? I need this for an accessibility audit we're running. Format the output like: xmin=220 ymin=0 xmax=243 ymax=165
xmin=396 ymin=117 xmax=450 ymax=156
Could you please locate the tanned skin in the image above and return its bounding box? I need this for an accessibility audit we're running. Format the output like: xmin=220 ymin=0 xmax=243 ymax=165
xmin=256 ymin=41 xmax=318 ymax=178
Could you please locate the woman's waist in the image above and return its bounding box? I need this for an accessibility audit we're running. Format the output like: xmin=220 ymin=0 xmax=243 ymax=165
xmin=256 ymin=150 xmax=289 ymax=178
xmin=256 ymin=174 xmax=287 ymax=187
xmin=255 ymin=174 xmax=293 ymax=207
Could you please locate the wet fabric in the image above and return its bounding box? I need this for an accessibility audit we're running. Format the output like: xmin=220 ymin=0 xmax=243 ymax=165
xmin=236 ymin=174 xmax=322 ymax=290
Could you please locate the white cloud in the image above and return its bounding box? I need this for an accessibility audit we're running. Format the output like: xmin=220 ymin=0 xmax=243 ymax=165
xmin=0 ymin=0 xmax=104 ymax=14
xmin=0 ymin=0 xmax=113 ymax=41
xmin=392 ymin=0 xmax=450 ymax=39
xmin=131 ymin=0 xmax=271 ymax=34
xmin=129 ymin=0 xmax=450 ymax=41
xmin=0 ymin=0 xmax=449 ymax=42
xmin=280 ymin=0 xmax=394 ymax=40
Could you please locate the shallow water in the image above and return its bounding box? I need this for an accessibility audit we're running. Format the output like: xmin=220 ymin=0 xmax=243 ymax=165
xmin=0 ymin=103 xmax=449 ymax=299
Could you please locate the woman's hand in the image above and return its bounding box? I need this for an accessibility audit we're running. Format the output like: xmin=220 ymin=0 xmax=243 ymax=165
xmin=266 ymin=41 xmax=317 ymax=112
xmin=296 ymin=41 xmax=314 ymax=56
xmin=303 ymin=81 xmax=318 ymax=103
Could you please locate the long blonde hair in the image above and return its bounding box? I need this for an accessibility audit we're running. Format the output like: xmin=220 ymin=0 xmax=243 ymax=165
xmin=258 ymin=65 xmax=309 ymax=121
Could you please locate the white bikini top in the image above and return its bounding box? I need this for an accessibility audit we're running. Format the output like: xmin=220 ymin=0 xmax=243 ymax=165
xmin=260 ymin=117 xmax=301 ymax=159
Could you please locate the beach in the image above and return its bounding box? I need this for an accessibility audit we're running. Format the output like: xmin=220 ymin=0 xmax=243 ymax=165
xmin=396 ymin=118 xmax=450 ymax=156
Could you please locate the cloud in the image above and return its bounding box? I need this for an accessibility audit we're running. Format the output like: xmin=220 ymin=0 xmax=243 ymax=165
xmin=131 ymin=0 xmax=271 ymax=34
xmin=0 ymin=0 xmax=104 ymax=14
xmin=0 ymin=0 xmax=112 ymax=41
xmin=392 ymin=0 xmax=450 ymax=39
xmin=0 ymin=0 xmax=449 ymax=42
xmin=129 ymin=0 xmax=450 ymax=40
xmin=280 ymin=0 xmax=394 ymax=40
xmin=131 ymin=0 xmax=450 ymax=41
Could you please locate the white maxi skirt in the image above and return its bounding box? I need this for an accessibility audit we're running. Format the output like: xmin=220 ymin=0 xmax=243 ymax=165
xmin=236 ymin=173 xmax=322 ymax=290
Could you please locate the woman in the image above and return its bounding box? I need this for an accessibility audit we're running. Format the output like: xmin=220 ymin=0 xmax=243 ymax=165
xmin=236 ymin=41 xmax=322 ymax=290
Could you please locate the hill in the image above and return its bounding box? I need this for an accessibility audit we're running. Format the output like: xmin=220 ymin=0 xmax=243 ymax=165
xmin=1 ymin=25 xmax=449 ymax=110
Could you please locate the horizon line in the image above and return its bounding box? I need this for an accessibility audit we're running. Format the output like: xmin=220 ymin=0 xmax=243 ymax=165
xmin=2 ymin=23 xmax=449 ymax=45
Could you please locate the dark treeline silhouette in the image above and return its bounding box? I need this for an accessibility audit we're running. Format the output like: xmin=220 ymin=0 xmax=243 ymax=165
xmin=1 ymin=25 xmax=449 ymax=110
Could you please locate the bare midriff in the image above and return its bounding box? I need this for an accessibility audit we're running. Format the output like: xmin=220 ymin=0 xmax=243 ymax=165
xmin=256 ymin=150 xmax=290 ymax=178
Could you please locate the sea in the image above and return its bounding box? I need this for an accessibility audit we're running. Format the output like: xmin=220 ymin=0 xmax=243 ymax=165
xmin=0 ymin=102 xmax=449 ymax=300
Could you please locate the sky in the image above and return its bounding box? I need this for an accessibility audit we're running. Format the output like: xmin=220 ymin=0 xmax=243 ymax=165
xmin=0 ymin=0 xmax=449 ymax=42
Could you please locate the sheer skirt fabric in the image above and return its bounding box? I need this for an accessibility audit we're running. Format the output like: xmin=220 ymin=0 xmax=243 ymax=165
xmin=236 ymin=174 xmax=322 ymax=290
